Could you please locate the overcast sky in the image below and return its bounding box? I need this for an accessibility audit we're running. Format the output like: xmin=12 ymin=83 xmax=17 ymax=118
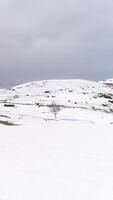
xmin=0 ymin=0 xmax=113 ymax=87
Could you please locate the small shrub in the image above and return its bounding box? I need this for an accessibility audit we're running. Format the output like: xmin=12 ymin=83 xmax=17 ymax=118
xmin=49 ymin=102 xmax=61 ymax=119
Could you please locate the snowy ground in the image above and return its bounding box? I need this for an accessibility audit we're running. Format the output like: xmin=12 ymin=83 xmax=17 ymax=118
xmin=0 ymin=79 xmax=113 ymax=199
xmin=0 ymin=121 xmax=113 ymax=200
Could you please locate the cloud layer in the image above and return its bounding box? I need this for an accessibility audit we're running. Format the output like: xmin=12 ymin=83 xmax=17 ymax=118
xmin=0 ymin=0 xmax=113 ymax=87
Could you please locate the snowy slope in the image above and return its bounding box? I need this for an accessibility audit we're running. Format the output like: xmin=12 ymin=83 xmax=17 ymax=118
xmin=0 ymin=79 xmax=113 ymax=125
xmin=0 ymin=79 xmax=113 ymax=200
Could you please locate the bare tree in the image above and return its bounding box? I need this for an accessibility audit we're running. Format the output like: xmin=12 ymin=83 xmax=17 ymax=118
xmin=49 ymin=102 xmax=61 ymax=119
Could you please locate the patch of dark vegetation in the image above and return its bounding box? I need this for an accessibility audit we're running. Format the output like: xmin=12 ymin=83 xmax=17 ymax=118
xmin=98 ymin=93 xmax=113 ymax=99
xmin=44 ymin=91 xmax=51 ymax=94
xmin=102 ymin=104 xmax=109 ymax=107
xmin=4 ymin=103 xmax=15 ymax=107
xmin=108 ymin=100 xmax=113 ymax=104
xmin=35 ymin=102 xmax=41 ymax=107
xmin=0 ymin=120 xmax=17 ymax=126
xmin=0 ymin=115 xmax=11 ymax=119
xmin=104 ymin=83 xmax=113 ymax=88
xmin=91 ymin=106 xmax=102 ymax=111
xmin=68 ymin=90 xmax=73 ymax=92
xmin=91 ymin=106 xmax=113 ymax=113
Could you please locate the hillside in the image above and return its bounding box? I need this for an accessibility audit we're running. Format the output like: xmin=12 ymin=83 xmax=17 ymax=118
xmin=0 ymin=79 xmax=113 ymax=200
xmin=0 ymin=79 xmax=113 ymax=125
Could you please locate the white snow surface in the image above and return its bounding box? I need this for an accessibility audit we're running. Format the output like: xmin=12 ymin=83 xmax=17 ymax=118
xmin=0 ymin=79 xmax=113 ymax=199
xmin=0 ymin=79 xmax=113 ymax=124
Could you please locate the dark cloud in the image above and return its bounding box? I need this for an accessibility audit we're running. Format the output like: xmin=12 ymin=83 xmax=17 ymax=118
xmin=0 ymin=0 xmax=113 ymax=87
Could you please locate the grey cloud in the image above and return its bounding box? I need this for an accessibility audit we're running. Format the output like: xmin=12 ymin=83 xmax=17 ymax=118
xmin=0 ymin=0 xmax=113 ymax=87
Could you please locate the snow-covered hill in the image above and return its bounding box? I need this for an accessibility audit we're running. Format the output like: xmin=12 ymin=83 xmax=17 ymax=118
xmin=0 ymin=79 xmax=113 ymax=125
xmin=0 ymin=79 xmax=113 ymax=200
